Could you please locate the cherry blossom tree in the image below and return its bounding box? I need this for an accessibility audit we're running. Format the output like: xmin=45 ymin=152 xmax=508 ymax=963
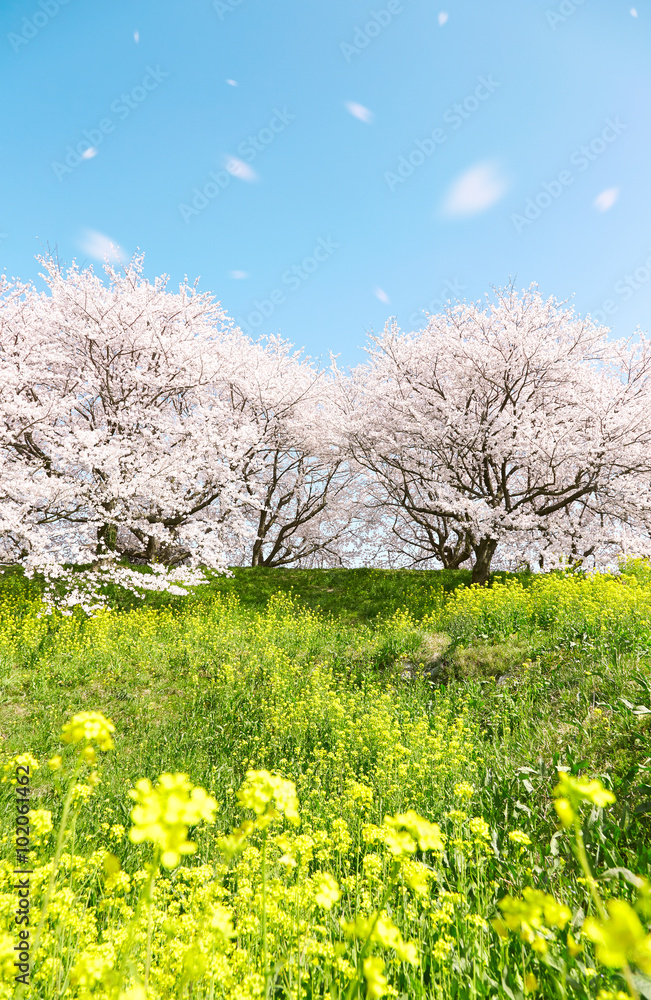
xmin=341 ymin=286 xmax=651 ymax=584
xmin=0 ymin=257 xmax=369 ymax=610
xmin=5 ymin=262 xmax=651 ymax=606
xmin=218 ymin=337 xmax=367 ymax=568
xmin=0 ymin=256 xmax=261 ymax=609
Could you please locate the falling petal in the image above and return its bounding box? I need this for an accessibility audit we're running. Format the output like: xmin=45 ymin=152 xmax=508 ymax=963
xmin=226 ymin=78 xmax=238 ymax=86
xmin=594 ymin=187 xmax=620 ymax=212
xmin=374 ymin=287 xmax=390 ymax=304
xmin=78 ymin=229 xmax=124 ymax=263
xmin=223 ymin=156 xmax=258 ymax=182
xmin=345 ymin=101 xmax=374 ymax=124
xmin=630 ymin=7 xmax=638 ymax=16
xmin=440 ymin=161 xmax=510 ymax=217
xmin=134 ymin=30 xmax=140 ymax=42
xmin=81 ymin=147 xmax=97 ymax=160
xmin=438 ymin=11 xmax=449 ymax=25
xmin=229 ymin=270 xmax=249 ymax=279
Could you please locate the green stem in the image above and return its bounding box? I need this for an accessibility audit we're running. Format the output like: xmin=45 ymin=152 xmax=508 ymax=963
xmin=343 ymin=863 xmax=400 ymax=1000
xmin=572 ymin=819 xmax=639 ymax=1000
xmin=296 ymin=865 xmax=301 ymax=1000
xmin=262 ymin=829 xmax=268 ymax=1000
xmin=144 ymin=870 xmax=155 ymax=993
xmin=572 ymin=818 xmax=607 ymax=921
xmin=112 ymin=853 xmax=160 ymax=1000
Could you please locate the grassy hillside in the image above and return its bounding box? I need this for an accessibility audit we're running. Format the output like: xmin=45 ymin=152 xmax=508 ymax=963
xmin=1 ymin=566 xmax=650 ymax=999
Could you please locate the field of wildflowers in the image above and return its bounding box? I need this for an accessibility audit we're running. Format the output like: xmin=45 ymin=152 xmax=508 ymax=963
xmin=0 ymin=565 xmax=650 ymax=999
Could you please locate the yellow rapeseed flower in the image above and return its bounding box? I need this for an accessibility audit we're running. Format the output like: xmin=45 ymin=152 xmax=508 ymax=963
xmin=0 ymin=934 xmax=16 ymax=981
xmin=567 ymin=931 xmax=582 ymax=957
xmin=341 ymin=912 xmax=419 ymax=965
xmin=384 ymin=810 xmax=445 ymax=855
xmin=312 ymin=873 xmax=341 ymax=910
xmin=61 ymin=711 xmax=115 ymax=752
xmin=237 ymin=769 xmax=300 ymax=829
xmin=401 ymin=859 xmax=433 ymax=895
xmin=70 ymin=783 xmax=95 ymax=804
xmin=129 ymin=772 xmax=218 ymax=868
xmin=468 ymin=817 xmax=491 ymax=842
xmin=1 ymin=752 xmax=39 ymax=783
xmin=363 ymin=956 xmax=389 ymax=1000
xmin=27 ymin=809 xmax=53 ymax=846
xmin=508 ymin=830 xmax=532 ymax=846
xmin=583 ymin=899 xmax=651 ymax=974
xmin=497 ymin=888 xmax=571 ymax=953
xmin=552 ymin=772 xmax=615 ymax=826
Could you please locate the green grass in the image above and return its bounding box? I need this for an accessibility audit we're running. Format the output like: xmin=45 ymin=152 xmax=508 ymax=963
xmin=201 ymin=566 xmax=475 ymax=623
xmin=0 ymin=562 xmax=507 ymax=621
xmin=1 ymin=567 xmax=650 ymax=999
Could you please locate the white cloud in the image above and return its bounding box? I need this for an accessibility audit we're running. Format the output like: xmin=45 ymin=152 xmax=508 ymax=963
xmin=374 ymin=287 xmax=390 ymax=304
xmin=226 ymin=78 xmax=238 ymax=86
xmin=345 ymin=101 xmax=374 ymax=124
xmin=594 ymin=187 xmax=620 ymax=212
xmin=133 ymin=30 xmax=140 ymax=42
xmin=438 ymin=11 xmax=449 ymax=25
xmin=78 ymin=229 xmax=124 ymax=263
xmin=440 ymin=161 xmax=510 ymax=217
xmin=81 ymin=146 xmax=97 ymax=160
xmin=229 ymin=270 xmax=249 ymax=279
xmin=224 ymin=156 xmax=258 ymax=182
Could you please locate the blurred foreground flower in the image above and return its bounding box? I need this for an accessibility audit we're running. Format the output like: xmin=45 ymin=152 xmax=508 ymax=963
xmin=129 ymin=772 xmax=218 ymax=867
xmin=583 ymin=899 xmax=651 ymax=974
xmin=553 ymin=772 xmax=615 ymax=827
xmin=61 ymin=711 xmax=115 ymax=752
xmin=237 ymin=769 xmax=300 ymax=829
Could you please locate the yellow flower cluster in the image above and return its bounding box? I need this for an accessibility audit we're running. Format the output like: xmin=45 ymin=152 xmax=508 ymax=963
xmin=495 ymin=888 xmax=572 ymax=954
xmin=129 ymin=773 xmax=218 ymax=867
xmin=237 ymin=769 xmax=300 ymax=829
xmin=453 ymin=781 xmax=475 ymax=800
xmin=1 ymin=752 xmax=39 ymax=784
xmin=61 ymin=711 xmax=115 ymax=752
xmin=432 ymin=568 xmax=651 ymax=655
xmin=553 ymin=772 xmax=616 ymax=827
xmin=583 ymin=899 xmax=651 ymax=974
xmin=340 ymin=911 xmax=419 ymax=965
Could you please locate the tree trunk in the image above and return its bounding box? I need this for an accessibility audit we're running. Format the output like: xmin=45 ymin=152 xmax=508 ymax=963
xmin=251 ymin=538 xmax=265 ymax=566
xmin=145 ymin=536 xmax=160 ymax=563
xmin=440 ymin=530 xmax=473 ymax=569
xmin=97 ymin=522 xmax=117 ymax=555
xmin=471 ymin=537 xmax=498 ymax=586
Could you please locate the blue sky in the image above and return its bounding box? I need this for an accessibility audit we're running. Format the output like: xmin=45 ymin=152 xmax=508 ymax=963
xmin=1 ymin=0 xmax=650 ymax=367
